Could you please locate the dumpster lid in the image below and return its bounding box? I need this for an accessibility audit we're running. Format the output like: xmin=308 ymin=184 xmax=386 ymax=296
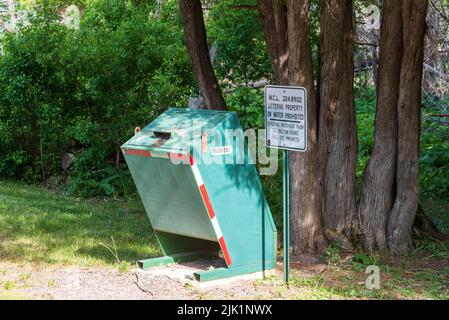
xmin=124 ymin=108 xmax=230 ymax=151
xmin=147 ymin=108 xmax=228 ymax=132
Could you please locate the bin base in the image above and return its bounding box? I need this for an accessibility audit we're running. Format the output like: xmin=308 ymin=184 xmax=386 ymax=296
xmin=138 ymin=252 xmax=276 ymax=283
xmin=193 ymin=262 xmax=276 ymax=282
xmin=137 ymin=250 xmax=217 ymax=270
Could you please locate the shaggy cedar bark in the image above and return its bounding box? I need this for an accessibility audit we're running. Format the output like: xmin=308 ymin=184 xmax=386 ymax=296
xmin=273 ymin=1 xmax=288 ymax=84
xmin=257 ymin=0 xmax=288 ymax=84
xmin=179 ymin=0 xmax=226 ymax=110
xmin=287 ymin=0 xmax=327 ymax=254
xmin=318 ymin=0 xmax=358 ymax=242
xmin=388 ymin=0 xmax=428 ymax=255
xmin=358 ymin=0 xmax=403 ymax=251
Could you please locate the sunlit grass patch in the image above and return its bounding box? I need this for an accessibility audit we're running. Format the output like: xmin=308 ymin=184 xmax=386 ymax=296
xmin=0 ymin=181 xmax=161 ymax=267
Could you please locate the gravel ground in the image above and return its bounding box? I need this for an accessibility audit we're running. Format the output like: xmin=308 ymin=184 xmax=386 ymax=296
xmin=0 ymin=260 xmax=287 ymax=300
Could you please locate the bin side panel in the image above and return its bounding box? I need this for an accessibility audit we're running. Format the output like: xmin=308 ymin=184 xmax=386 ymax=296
xmin=196 ymin=114 xmax=277 ymax=270
xmin=199 ymin=162 xmax=277 ymax=270
xmin=123 ymin=154 xmax=217 ymax=242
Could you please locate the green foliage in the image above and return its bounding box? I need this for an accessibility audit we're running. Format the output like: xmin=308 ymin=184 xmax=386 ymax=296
xmin=323 ymin=242 xmax=342 ymax=264
xmin=351 ymin=252 xmax=379 ymax=271
xmin=207 ymin=0 xmax=271 ymax=83
xmin=411 ymin=239 xmax=449 ymax=260
xmin=420 ymin=97 xmax=449 ymax=199
xmin=226 ymin=87 xmax=265 ymax=129
xmin=355 ymin=87 xmax=449 ymax=200
xmin=355 ymin=88 xmax=376 ymax=162
xmin=3 ymin=281 xmax=16 ymax=291
xmin=1 ymin=0 xmax=447 ymax=207
xmin=354 ymin=87 xmax=376 ymax=197
xmin=258 ymin=167 xmax=282 ymax=227
xmin=0 ymin=0 xmax=193 ymax=196
xmin=0 ymin=14 xmax=71 ymax=181
xmin=20 ymin=0 xmax=90 ymax=9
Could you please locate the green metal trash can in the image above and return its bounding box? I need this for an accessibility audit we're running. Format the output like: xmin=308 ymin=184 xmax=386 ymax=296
xmin=121 ymin=108 xmax=277 ymax=281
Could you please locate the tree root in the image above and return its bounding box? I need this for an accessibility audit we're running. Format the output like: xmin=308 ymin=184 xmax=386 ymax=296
xmin=412 ymin=203 xmax=449 ymax=242
xmin=323 ymin=229 xmax=354 ymax=251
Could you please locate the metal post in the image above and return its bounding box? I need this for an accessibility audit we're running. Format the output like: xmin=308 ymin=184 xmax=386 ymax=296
xmin=283 ymin=150 xmax=290 ymax=284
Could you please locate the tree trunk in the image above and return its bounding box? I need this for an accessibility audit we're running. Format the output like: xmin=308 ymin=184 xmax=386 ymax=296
xmin=257 ymin=0 xmax=288 ymax=84
xmin=273 ymin=1 xmax=289 ymax=84
xmin=388 ymin=0 xmax=428 ymax=255
xmin=358 ymin=0 xmax=403 ymax=252
xmin=369 ymin=30 xmax=379 ymax=85
xmin=318 ymin=0 xmax=358 ymax=242
xmin=155 ymin=0 xmax=164 ymax=18
xmin=287 ymin=0 xmax=327 ymax=255
xmin=179 ymin=0 xmax=226 ymax=110
xmin=7 ymin=0 xmax=17 ymax=32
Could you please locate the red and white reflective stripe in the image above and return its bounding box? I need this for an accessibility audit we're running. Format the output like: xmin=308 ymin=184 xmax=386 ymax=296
xmin=123 ymin=149 xmax=190 ymax=162
xmin=153 ymin=151 xmax=169 ymax=159
xmin=190 ymin=157 xmax=232 ymax=267
xmin=199 ymin=185 xmax=215 ymax=219
xmin=191 ymin=165 xmax=203 ymax=188
xmin=218 ymin=237 xmax=232 ymax=267
xmin=210 ymin=216 xmax=222 ymax=238
xmin=122 ymin=148 xmax=170 ymax=159
xmin=168 ymin=152 xmax=188 ymax=162
xmin=124 ymin=149 xmax=151 ymax=157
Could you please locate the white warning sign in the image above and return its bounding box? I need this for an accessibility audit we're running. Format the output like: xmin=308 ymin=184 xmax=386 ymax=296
xmin=210 ymin=146 xmax=233 ymax=156
xmin=264 ymin=85 xmax=307 ymax=152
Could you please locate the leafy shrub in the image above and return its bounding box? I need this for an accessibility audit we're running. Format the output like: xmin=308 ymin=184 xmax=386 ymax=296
xmin=351 ymin=252 xmax=379 ymax=270
xmin=355 ymin=87 xmax=449 ymax=199
xmin=420 ymin=105 xmax=449 ymax=199
xmin=0 ymin=0 xmax=193 ymax=196
xmin=207 ymin=0 xmax=271 ymax=84
xmin=323 ymin=242 xmax=342 ymax=264
xmin=0 ymin=14 xmax=71 ymax=182
xmin=226 ymin=87 xmax=265 ymax=129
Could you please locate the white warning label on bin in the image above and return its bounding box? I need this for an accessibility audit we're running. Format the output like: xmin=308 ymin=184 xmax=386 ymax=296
xmin=264 ymin=85 xmax=307 ymax=152
xmin=211 ymin=146 xmax=233 ymax=156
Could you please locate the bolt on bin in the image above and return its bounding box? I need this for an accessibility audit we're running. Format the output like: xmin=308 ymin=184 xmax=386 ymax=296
xmin=121 ymin=108 xmax=277 ymax=282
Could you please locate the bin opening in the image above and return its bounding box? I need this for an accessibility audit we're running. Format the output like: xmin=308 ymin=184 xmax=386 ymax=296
xmin=150 ymin=131 xmax=172 ymax=147
xmin=153 ymin=131 xmax=172 ymax=141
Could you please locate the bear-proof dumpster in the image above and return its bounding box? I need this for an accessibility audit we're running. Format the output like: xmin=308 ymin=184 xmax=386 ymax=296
xmin=121 ymin=108 xmax=277 ymax=282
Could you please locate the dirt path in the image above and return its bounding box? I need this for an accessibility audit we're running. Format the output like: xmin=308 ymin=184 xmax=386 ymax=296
xmin=2 ymin=256 xmax=446 ymax=300
xmin=0 ymin=260 xmax=301 ymax=300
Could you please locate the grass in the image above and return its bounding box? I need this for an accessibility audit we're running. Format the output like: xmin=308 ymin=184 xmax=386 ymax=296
xmin=304 ymin=236 xmax=449 ymax=299
xmin=0 ymin=180 xmax=161 ymax=267
xmin=0 ymin=180 xmax=448 ymax=300
xmin=253 ymin=198 xmax=449 ymax=300
xmin=3 ymin=280 xmax=15 ymax=290
xmin=254 ymin=248 xmax=449 ymax=300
